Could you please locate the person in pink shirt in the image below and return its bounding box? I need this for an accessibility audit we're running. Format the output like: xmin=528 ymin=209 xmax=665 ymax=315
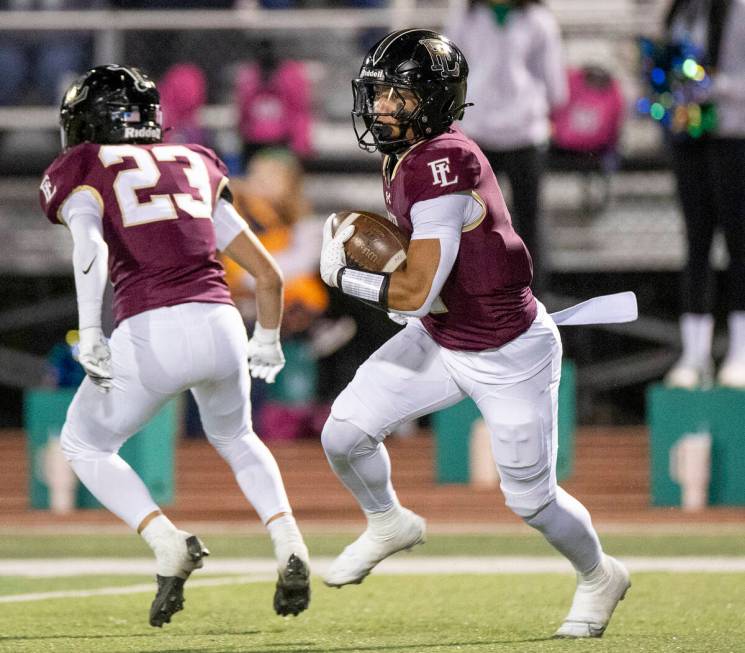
xmin=159 ymin=62 xmax=211 ymax=147
xmin=236 ymin=39 xmax=313 ymax=168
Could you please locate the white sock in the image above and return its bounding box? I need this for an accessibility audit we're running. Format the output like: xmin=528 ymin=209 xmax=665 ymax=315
xmin=726 ymin=312 xmax=745 ymax=361
xmin=580 ymin=555 xmax=609 ymax=584
xmin=525 ymin=487 xmax=602 ymax=575
xmin=365 ymin=502 xmax=406 ymax=540
xmin=140 ymin=515 xmax=190 ymax=578
xmin=267 ymin=514 xmax=308 ymax=568
xmin=141 ymin=514 xmax=178 ymax=549
xmin=679 ymin=313 xmax=714 ymax=366
xmin=321 ymin=417 xmax=398 ymax=513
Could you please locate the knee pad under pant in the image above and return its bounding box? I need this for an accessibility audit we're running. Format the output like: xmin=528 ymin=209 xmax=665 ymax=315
xmin=321 ymin=415 xmax=377 ymax=462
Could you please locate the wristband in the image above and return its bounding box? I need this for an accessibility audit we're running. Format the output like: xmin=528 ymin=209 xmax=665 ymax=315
xmin=77 ymin=299 xmax=102 ymax=331
xmin=338 ymin=267 xmax=390 ymax=310
xmin=253 ymin=322 xmax=280 ymax=344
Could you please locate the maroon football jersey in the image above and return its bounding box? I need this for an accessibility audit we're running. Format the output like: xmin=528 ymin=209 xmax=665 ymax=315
xmin=383 ymin=127 xmax=537 ymax=351
xmin=40 ymin=142 xmax=234 ymax=325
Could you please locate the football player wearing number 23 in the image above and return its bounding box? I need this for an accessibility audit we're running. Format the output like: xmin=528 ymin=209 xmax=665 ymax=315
xmin=39 ymin=66 xmax=310 ymax=626
xmin=319 ymin=29 xmax=630 ymax=638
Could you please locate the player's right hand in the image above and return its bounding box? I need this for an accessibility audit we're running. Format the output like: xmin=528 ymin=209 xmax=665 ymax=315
xmin=76 ymin=327 xmax=113 ymax=393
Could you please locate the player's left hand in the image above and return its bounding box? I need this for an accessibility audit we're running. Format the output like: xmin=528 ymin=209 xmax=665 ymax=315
xmin=246 ymin=325 xmax=285 ymax=383
xmin=320 ymin=213 xmax=355 ymax=288
xmin=76 ymin=326 xmax=113 ymax=394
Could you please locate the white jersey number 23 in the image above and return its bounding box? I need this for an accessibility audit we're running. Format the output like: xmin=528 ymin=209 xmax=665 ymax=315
xmin=98 ymin=144 xmax=213 ymax=227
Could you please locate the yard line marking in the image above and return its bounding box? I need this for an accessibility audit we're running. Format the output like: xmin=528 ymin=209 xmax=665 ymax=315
xmin=4 ymin=522 xmax=745 ymax=536
xmin=3 ymin=556 xmax=745 ymax=604
xmin=4 ymin=556 xmax=745 ymax=578
xmin=0 ymin=574 xmax=270 ymax=603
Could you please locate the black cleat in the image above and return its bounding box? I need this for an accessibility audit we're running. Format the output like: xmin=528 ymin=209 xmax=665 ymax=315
xmin=273 ymin=554 xmax=310 ymax=617
xmin=149 ymin=535 xmax=209 ymax=627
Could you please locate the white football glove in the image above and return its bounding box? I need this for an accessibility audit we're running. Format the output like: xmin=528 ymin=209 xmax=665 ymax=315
xmin=320 ymin=213 xmax=355 ymax=288
xmin=76 ymin=326 xmax=113 ymax=393
xmin=246 ymin=324 xmax=285 ymax=384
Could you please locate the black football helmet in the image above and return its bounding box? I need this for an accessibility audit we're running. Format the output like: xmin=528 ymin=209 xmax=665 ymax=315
xmin=352 ymin=29 xmax=470 ymax=154
xmin=59 ymin=65 xmax=163 ymax=150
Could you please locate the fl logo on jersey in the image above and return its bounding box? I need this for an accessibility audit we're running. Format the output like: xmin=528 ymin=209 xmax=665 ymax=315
xmin=419 ymin=38 xmax=460 ymax=78
xmin=40 ymin=175 xmax=57 ymax=204
xmin=428 ymin=157 xmax=459 ymax=188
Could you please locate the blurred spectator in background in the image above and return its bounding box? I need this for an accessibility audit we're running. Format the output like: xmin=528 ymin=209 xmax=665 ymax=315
xmin=0 ymin=0 xmax=98 ymax=106
xmin=662 ymin=0 xmax=745 ymax=389
xmin=223 ymin=149 xmax=338 ymax=439
xmin=43 ymin=330 xmax=85 ymax=390
xmin=551 ymin=65 xmax=625 ymax=170
xmin=224 ymin=149 xmax=326 ymax=331
xmin=445 ymin=0 xmax=567 ymax=293
xmin=550 ymin=65 xmax=625 ymax=219
xmin=236 ymin=39 xmax=313 ymax=170
xmin=159 ymin=63 xmax=211 ymax=147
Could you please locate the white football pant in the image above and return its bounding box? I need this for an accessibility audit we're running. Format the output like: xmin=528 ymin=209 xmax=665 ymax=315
xmin=60 ymin=302 xmax=291 ymax=529
xmin=323 ymin=301 xmax=603 ymax=573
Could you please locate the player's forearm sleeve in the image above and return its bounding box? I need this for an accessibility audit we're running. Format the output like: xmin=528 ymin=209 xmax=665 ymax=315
xmin=61 ymin=191 xmax=108 ymax=330
xmin=213 ymin=197 xmax=248 ymax=251
xmin=395 ymin=194 xmax=471 ymax=317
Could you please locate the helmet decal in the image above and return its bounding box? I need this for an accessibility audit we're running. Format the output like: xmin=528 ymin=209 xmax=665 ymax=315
xmin=372 ymin=28 xmax=422 ymax=66
xmin=63 ymin=82 xmax=88 ymax=108
xmin=105 ymin=64 xmax=153 ymax=92
xmin=419 ymin=38 xmax=460 ymax=78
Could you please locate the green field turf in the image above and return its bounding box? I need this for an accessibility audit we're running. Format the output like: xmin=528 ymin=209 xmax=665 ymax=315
xmin=1 ymin=532 xmax=744 ymax=652
xmin=1 ymin=531 xmax=745 ymax=558
xmin=0 ymin=572 xmax=743 ymax=653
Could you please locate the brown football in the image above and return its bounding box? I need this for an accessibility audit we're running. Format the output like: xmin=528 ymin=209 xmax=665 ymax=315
xmin=331 ymin=210 xmax=409 ymax=273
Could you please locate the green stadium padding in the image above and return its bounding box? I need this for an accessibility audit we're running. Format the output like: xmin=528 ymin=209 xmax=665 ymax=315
xmin=268 ymin=339 xmax=317 ymax=405
xmin=432 ymin=360 xmax=575 ymax=483
xmin=647 ymin=384 xmax=745 ymax=506
xmin=24 ymin=388 xmax=179 ymax=509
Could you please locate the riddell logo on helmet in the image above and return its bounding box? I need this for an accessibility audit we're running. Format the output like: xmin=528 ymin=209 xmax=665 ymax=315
xmin=123 ymin=126 xmax=161 ymax=139
xmin=361 ymin=68 xmax=385 ymax=80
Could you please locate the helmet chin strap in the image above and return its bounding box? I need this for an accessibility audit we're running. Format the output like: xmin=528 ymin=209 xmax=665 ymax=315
xmin=370 ymin=118 xmax=420 ymax=154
